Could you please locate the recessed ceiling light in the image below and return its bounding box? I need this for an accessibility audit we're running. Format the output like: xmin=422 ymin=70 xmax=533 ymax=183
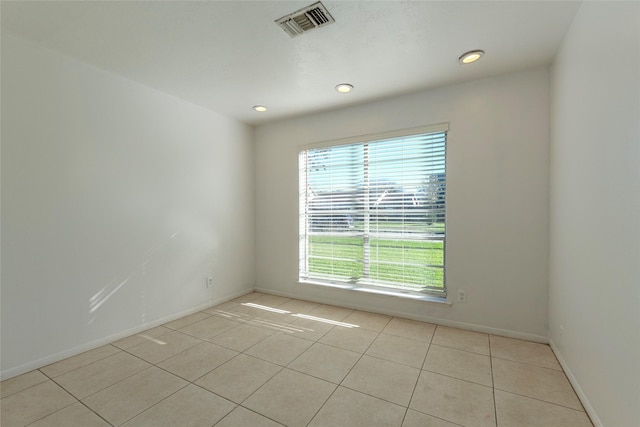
xmin=253 ymin=105 xmax=267 ymax=112
xmin=459 ymin=50 xmax=485 ymax=64
xmin=335 ymin=83 xmax=354 ymax=93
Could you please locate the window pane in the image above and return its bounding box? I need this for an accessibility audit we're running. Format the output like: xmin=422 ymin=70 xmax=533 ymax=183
xmin=308 ymin=235 xmax=363 ymax=281
xmin=299 ymin=127 xmax=446 ymax=296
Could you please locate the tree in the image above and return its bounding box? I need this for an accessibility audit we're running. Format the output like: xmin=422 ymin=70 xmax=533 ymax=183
xmin=417 ymin=173 xmax=446 ymax=224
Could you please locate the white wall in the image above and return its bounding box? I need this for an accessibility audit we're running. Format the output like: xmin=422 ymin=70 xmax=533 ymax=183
xmin=549 ymin=2 xmax=640 ymax=426
xmin=255 ymin=68 xmax=550 ymax=340
xmin=0 ymin=35 xmax=255 ymax=378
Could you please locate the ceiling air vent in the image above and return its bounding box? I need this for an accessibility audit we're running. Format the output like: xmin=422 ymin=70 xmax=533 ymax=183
xmin=275 ymin=2 xmax=335 ymax=38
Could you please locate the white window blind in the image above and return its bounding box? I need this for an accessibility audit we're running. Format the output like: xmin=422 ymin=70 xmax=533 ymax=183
xmin=299 ymin=124 xmax=447 ymax=296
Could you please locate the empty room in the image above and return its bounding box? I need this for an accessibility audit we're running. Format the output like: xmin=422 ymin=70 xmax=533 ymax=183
xmin=1 ymin=1 xmax=638 ymax=426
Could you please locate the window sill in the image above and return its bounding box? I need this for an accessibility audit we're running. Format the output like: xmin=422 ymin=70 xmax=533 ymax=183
xmin=298 ymin=279 xmax=451 ymax=306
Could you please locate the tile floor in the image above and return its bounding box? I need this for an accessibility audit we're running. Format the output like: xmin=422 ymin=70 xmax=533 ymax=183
xmin=1 ymin=292 xmax=593 ymax=427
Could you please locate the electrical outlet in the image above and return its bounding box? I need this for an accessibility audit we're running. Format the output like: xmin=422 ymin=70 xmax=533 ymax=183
xmin=206 ymin=276 xmax=214 ymax=288
xmin=457 ymin=289 xmax=466 ymax=303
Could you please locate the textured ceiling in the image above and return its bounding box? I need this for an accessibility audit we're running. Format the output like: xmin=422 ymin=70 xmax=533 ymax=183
xmin=1 ymin=1 xmax=581 ymax=125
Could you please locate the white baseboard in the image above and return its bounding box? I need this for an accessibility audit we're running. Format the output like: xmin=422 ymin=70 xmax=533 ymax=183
xmin=253 ymin=287 xmax=548 ymax=343
xmin=0 ymin=288 xmax=253 ymax=381
xmin=549 ymin=339 xmax=602 ymax=427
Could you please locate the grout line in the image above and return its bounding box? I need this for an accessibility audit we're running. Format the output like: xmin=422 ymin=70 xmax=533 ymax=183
xmin=127 ymin=335 xmax=273 ymax=426
xmin=493 ymin=387 xmax=588 ymax=412
xmin=36 ymin=344 xmax=123 ymax=379
xmin=401 ymin=363 xmax=422 ymax=424
xmin=489 ymin=334 xmax=498 ymax=427
xmin=490 ymin=354 xmax=564 ymax=372
xmin=163 ymin=311 xmax=213 ymax=330
xmin=401 ymin=323 xmax=437 ymax=426
xmin=304 ymin=377 xmax=340 ymax=426
xmin=114 ymin=381 xmax=191 ymax=427
xmin=6 ymin=294 xmax=586 ymax=427
xmin=361 ymin=352 xmax=425 ymax=371
xmin=428 ymin=341 xmax=491 ymax=357
xmin=226 ymin=363 xmax=284 ymax=407
xmin=418 ymin=368 xmax=494 ymax=389
xmin=208 ymin=328 xmax=275 ymax=355
xmin=233 ymin=405 xmax=286 ymax=426
xmin=45 ymin=350 xmax=155 ymax=400
xmin=77 ymin=400 xmax=115 ymax=427
xmin=405 ymin=407 xmax=467 ymax=427
xmin=337 ymin=383 xmax=411 ymax=409
xmin=37 ymin=369 xmax=115 ymax=426
xmin=0 ymin=371 xmax=49 ymax=400
xmin=333 ymin=322 xmax=381 ymax=391
xmin=189 ymin=351 xmax=245 ymax=385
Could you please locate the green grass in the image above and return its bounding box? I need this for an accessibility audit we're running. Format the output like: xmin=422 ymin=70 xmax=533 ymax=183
xmin=307 ymin=233 xmax=444 ymax=292
xmin=353 ymin=220 xmax=445 ymax=234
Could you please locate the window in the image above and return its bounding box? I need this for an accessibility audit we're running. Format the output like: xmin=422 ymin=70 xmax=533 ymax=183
xmin=299 ymin=124 xmax=447 ymax=297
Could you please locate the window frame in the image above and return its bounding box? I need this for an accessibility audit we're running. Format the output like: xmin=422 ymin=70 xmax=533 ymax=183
xmin=298 ymin=123 xmax=449 ymax=299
